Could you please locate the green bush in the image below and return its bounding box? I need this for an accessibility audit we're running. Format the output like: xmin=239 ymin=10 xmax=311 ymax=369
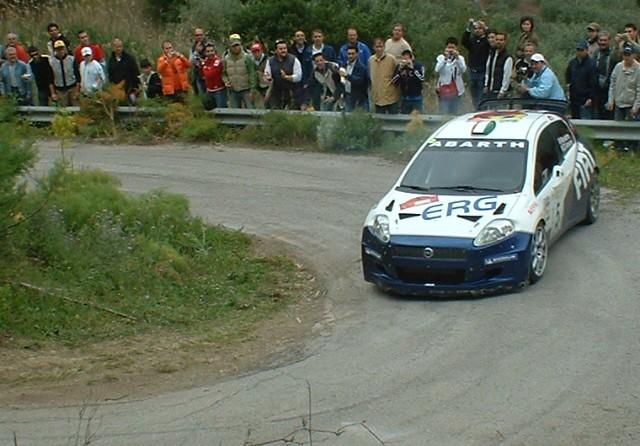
xmin=0 ymin=121 xmax=36 ymax=244
xmin=179 ymin=115 xmax=228 ymax=142
xmin=318 ymin=110 xmax=383 ymax=153
xmin=240 ymin=111 xmax=320 ymax=147
xmin=2 ymin=160 xmax=297 ymax=344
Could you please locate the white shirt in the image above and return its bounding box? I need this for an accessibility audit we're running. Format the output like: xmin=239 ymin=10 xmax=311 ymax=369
xmin=263 ymin=55 xmax=302 ymax=83
xmin=79 ymin=59 xmax=104 ymax=94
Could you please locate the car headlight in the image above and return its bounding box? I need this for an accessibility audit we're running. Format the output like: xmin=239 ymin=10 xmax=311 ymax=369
xmin=474 ymin=219 xmax=515 ymax=247
xmin=370 ymin=214 xmax=391 ymax=243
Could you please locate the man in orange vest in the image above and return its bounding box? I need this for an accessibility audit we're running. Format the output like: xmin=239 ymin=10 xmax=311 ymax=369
xmin=157 ymin=40 xmax=191 ymax=101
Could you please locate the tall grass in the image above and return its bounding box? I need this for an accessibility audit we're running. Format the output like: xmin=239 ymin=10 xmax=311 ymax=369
xmin=0 ymin=0 xmax=191 ymax=62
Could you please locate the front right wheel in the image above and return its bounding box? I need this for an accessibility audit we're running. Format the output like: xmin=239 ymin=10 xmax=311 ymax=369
xmin=529 ymin=222 xmax=548 ymax=284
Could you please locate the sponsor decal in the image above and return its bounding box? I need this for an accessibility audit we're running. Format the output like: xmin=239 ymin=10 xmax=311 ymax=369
xmin=557 ymin=133 xmax=574 ymax=153
xmin=422 ymin=195 xmax=498 ymax=220
xmin=425 ymin=139 xmax=528 ymax=150
xmin=468 ymin=110 xmax=527 ymax=122
xmin=527 ymin=202 xmax=539 ymax=214
xmin=573 ymin=144 xmax=596 ymax=200
xmin=400 ymin=195 xmax=439 ymax=210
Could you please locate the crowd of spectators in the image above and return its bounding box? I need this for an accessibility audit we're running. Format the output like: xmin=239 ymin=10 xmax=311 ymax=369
xmin=0 ymin=18 xmax=639 ymax=127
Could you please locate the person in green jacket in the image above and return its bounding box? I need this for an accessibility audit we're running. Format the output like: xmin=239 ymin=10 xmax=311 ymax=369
xmin=222 ymin=33 xmax=256 ymax=109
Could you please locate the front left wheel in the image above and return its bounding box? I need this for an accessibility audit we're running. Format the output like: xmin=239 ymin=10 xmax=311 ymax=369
xmin=583 ymin=174 xmax=600 ymax=225
xmin=529 ymin=223 xmax=548 ymax=284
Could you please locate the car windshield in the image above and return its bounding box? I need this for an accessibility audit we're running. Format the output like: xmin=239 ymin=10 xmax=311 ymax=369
xmin=398 ymin=138 xmax=528 ymax=194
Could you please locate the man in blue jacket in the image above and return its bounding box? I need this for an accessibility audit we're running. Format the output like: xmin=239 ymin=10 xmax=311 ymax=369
xmin=337 ymin=27 xmax=371 ymax=68
xmin=565 ymin=40 xmax=597 ymax=119
xmin=518 ymin=53 xmax=566 ymax=112
xmin=0 ymin=47 xmax=33 ymax=105
xmin=339 ymin=45 xmax=368 ymax=111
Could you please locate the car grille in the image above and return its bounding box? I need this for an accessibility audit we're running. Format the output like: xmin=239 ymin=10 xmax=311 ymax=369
xmin=396 ymin=267 xmax=466 ymax=285
xmin=392 ymin=245 xmax=468 ymax=260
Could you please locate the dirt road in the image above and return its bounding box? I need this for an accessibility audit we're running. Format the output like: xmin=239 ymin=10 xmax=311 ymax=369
xmin=2 ymin=141 xmax=638 ymax=445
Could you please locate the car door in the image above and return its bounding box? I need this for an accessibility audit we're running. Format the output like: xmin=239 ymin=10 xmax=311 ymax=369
xmin=533 ymin=121 xmax=573 ymax=242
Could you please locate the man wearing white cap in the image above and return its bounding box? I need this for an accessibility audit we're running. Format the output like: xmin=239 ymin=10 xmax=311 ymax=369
xmin=79 ymin=46 xmax=104 ymax=94
xmin=518 ymin=53 xmax=565 ymax=105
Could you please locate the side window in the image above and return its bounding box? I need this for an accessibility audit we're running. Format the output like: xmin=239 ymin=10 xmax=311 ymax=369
xmin=534 ymin=125 xmax=563 ymax=194
xmin=550 ymin=120 xmax=575 ymax=156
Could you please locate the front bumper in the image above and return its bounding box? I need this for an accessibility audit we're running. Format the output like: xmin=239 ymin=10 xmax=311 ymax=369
xmin=361 ymin=228 xmax=533 ymax=296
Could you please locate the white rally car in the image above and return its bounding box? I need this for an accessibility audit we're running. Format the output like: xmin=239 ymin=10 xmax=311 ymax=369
xmin=361 ymin=104 xmax=599 ymax=296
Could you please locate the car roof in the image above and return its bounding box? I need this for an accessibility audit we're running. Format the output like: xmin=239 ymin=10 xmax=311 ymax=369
xmin=433 ymin=109 xmax=559 ymax=141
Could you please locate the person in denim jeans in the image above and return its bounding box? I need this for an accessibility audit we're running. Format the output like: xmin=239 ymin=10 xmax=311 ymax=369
xmin=435 ymin=37 xmax=466 ymax=114
xmin=462 ymin=18 xmax=490 ymax=109
xmin=200 ymin=43 xmax=227 ymax=110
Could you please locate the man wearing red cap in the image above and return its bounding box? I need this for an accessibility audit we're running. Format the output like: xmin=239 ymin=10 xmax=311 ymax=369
xmin=250 ymin=42 xmax=270 ymax=108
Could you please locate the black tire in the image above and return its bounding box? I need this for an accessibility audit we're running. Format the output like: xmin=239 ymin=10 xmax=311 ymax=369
xmin=529 ymin=222 xmax=548 ymax=284
xmin=582 ymin=174 xmax=600 ymax=225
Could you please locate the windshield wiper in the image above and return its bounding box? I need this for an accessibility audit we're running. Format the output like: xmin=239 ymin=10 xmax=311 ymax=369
xmin=397 ymin=184 xmax=433 ymax=192
xmin=428 ymin=185 xmax=505 ymax=192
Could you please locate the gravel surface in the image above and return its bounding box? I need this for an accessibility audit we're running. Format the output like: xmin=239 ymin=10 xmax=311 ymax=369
xmin=2 ymin=141 xmax=639 ymax=446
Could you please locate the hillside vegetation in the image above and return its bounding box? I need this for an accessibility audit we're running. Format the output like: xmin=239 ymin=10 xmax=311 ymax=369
xmin=2 ymin=0 xmax=639 ymax=78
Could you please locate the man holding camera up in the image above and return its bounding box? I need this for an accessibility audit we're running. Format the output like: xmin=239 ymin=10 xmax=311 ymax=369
xmin=615 ymin=24 xmax=640 ymax=61
xmin=512 ymin=42 xmax=536 ymax=96
xmin=435 ymin=37 xmax=466 ymax=114
xmin=462 ymin=18 xmax=490 ymax=109
xmin=157 ymin=40 xmax=191 ymax=101
xmin=392 ymin=49 xmax=425 ymax=114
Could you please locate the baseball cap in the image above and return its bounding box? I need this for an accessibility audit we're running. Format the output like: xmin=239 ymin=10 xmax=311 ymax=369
xmin=586 ymin=22 xmax=601 ymax=32
xmin=53 ymin=40 xmax=65 ymax=49
xmin=530 ymin=53 xmax=545 ymax=63
xmin=575 ymin=40 xmax=588 ymax=50
xmin=623 ymin=44 xmax=635 ymax=54
xmin=250 ymin=43 xmax=262 ymax=52
xmin=229 ymin=33 xmax=242 ymax=45
xmin=81 ymin=46 xmax=92 ymax=56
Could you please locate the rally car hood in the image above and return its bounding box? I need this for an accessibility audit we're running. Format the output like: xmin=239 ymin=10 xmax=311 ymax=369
xmin=382 ymin=192 xmax=525 ymax=238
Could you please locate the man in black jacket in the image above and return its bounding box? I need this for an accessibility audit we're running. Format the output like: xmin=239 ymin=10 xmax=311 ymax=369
xmin=462 ymin=18 xmax=491 ymax=109
xmin=566 ymin=40 xmax=597 ymax=119
xmin=263 ymin=40 xmax=302 ymax=109
xmin=28 ymin=46 xmax=54 ymax=105
xmin=392 ymin=49 xmax=425 ymax=114
xmin=107 ymin=38 xmax=140 ymax=104
xmin=592 ymin=31 xmax=619 ymax=119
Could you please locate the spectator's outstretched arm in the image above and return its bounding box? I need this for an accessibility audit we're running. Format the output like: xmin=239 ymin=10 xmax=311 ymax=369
xmin=291 ymin=58 xmax=302 ymax=83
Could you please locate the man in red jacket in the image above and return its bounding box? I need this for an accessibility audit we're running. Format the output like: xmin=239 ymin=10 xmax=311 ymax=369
xmin=74 ymin=30 xmax=105 ymax=65
xmin=4 ymin=33 xmax=29 ymax=63
xmin=200 ymin=43 xmax=227 ymax=109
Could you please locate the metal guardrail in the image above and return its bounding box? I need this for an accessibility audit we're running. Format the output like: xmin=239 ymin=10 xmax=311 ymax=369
xmin=16 ymin=106 xmax=640 ymax=140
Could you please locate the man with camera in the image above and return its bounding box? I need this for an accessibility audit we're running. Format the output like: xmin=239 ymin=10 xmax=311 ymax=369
xmin=157 ymin=40 xmax=191 ymax=101
xmin=435 ymin=37 xmax=466 ymax=114
xmin=462 ymin=18 xmax=490 ymax=109
xmin=392 ymin=49 xmax=425 ymax=114
xmin=615 ymin=24 xmax=640 ymax=61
